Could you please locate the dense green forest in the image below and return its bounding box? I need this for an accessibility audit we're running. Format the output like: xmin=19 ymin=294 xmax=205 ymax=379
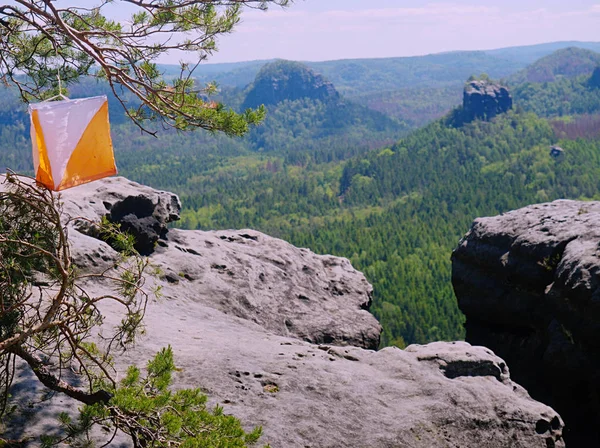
xmin=2 ymin=44 xmax=600 ymax=348
xmin=119 ymin=59 xmax=600 ymax=346
xmin=138 ymin=111 xmax=600 ymax=347
xmin=509 ymin=47 xmax=600 ymax=84
xmin=513 ymin=71 xmax=600 ymax=118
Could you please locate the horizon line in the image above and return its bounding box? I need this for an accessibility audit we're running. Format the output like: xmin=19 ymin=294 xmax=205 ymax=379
xmin=158 ymin=39 xmax=600 ymax=68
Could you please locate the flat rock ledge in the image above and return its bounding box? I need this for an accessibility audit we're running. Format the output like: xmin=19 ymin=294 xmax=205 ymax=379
xmin=4 ymin=177 xmax=564 ymax=447
xmin=60 ymin=177 xmax=381 ymax=350
xmin=453 ymin=199 xmax=600 ymax=447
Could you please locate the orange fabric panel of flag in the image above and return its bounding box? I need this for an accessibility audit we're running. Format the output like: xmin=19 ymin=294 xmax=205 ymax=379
xmin=29 ymin=96 xmax=117 ymax=191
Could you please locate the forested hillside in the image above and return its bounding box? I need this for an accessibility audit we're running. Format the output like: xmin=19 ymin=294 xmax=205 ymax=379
xmin=351 ymin=85 xmax=464 ymax=129
xmin=512 ymin=67 xmax=600 ymax=117
xmin=360 ymin=46 xmax=600 ymax=127
xmin=0 ymin=61 xmax=407 ymax=172
xmin=180 ymin=41 xmax=600 ymax=126
xmin=146 ymin=111 xmax=600 ymax=347
xmin=182 ymin=41 xmax=600 ymax=91
xmin=2 ymin=44 xmax=600 ymax=348
xmin=509 ymin=47 xmax=600 ymax=84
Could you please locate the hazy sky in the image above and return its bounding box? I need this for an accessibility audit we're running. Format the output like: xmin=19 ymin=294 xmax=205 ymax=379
xmin=185 ymin=0 xmax=600 ymax=64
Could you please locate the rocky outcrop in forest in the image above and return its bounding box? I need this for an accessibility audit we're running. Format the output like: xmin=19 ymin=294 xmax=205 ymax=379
xmin=7 ymin=178 xmax=564 ymax=447
xmin=242 ymin=60 xmax=340 ymax=109
xmin=590 ymin=66 xmax=600 ymax=88
xmin=453 ymin=199 xmax=600 ymax=447
xmin=462 ymin=79 xmax=513 ymax=122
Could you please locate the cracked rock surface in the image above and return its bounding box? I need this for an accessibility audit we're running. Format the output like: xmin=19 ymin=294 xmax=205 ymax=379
xmin=4 ymin=178 xmax=564 ymax=447
xmin=453 ymin=199 xmax=600 ymax=447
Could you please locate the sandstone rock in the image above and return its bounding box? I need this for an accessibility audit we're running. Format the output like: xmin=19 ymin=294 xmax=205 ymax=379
xmin=150 ymin=228 xmax=381 ymax=350
xmin=60 ymin=176 xmax=181 ymax=255
xmin=453 ymin=199 xmax=600 ymax=446
xmin=8 ymin=302 xmax=564 ymax=448
xmin=59 ymin=177 xmax=381 ymax=350
xmin=463 ymin=80 xmax=512 ymax=123
xmin=4 ymin=178 xmax=565 ymax=447
xmin=550 ymin=145 xmax=564 ymax=159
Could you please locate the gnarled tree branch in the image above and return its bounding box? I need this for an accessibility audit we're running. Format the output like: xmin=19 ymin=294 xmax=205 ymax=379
xmin=10 ymin=344 xmax=112 ymax=405
xmin=0 ymin=0 xmax=289 ymax=135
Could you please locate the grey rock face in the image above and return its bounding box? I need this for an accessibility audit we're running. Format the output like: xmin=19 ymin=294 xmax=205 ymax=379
xmin=59 ymin=177 xmax=380 ymax=350
xmin=5 ymin=178 xmax=565 ymax=447
xmin=452 ymin=199 xmax=600 ymax=447
xmin=11 ymin=304 xmax=565 ymax=448
xmin=463 ymin=80 xmax=512 ymax=122
xmin=151 ymin=228 xmax=381 ymax=350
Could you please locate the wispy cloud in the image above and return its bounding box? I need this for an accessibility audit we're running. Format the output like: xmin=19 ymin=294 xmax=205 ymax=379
xmin=321 ymin=4 xmax=499 ymax=20
xmin=198 ymin=1 xmax=600 ymax=64
xmin=503 ymin=4 xmax=600 ymax=22
xmin=236 ymin=3 xmax=502 ymax=35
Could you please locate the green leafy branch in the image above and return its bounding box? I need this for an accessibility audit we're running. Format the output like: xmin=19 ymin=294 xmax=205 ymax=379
xmin=0 ymin=1 xmax=289 ymax=135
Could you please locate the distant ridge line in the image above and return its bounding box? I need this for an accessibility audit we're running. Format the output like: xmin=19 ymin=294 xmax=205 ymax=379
xmin=158 ymin=41 xmax=600 ymax=69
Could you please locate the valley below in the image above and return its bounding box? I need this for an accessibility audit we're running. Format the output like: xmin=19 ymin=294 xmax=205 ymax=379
xmin=3 ymin=39 xmax=600 ymax=446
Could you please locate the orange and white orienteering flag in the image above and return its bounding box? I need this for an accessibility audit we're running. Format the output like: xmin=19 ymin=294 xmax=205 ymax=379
xmin=28 ymin=96 xmax=117 ymax=191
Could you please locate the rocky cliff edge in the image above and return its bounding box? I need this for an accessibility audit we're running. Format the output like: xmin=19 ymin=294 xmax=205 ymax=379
xmin=453 ymin=199 xmax=600 ymax=446
xmin=6 ymin=177 xmax=563 ymax=447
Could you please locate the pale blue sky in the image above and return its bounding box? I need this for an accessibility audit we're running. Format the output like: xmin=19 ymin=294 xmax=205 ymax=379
xmin=192 ymin=0 xmax=600 ymax=63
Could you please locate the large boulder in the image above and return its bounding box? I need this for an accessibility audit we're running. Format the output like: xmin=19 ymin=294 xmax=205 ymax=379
xmin=462 ymin=80 xmax=512 ymax=122
xmin=5 ymin=178 xmax=565 ymax=447
xmin=452 ymin=199 xmax=600 ymax=446
xmin=10 ymin=304 xmax=565 ymax=447
xmin=60 ymin=177 xmax=381 ymax=350
xmin=149 ymin=228 xmax=381 ymax=349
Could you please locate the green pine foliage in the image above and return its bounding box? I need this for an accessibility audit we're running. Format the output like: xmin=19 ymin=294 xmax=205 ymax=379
xmin=53 ymin=347 xmax=264 ymax=447
xmin=0 ymin=1 xmax=291 ymax=136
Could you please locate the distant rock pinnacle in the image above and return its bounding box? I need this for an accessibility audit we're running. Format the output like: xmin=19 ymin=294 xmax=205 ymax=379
xmin=242 ymin=60 xmax=339 ymax=110
xmin=462 ymin=80 xmax=513 ymax=122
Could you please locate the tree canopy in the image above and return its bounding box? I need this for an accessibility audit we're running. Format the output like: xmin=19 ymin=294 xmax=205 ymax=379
xmin=0 ymin=0 xmax=288 ymax=135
